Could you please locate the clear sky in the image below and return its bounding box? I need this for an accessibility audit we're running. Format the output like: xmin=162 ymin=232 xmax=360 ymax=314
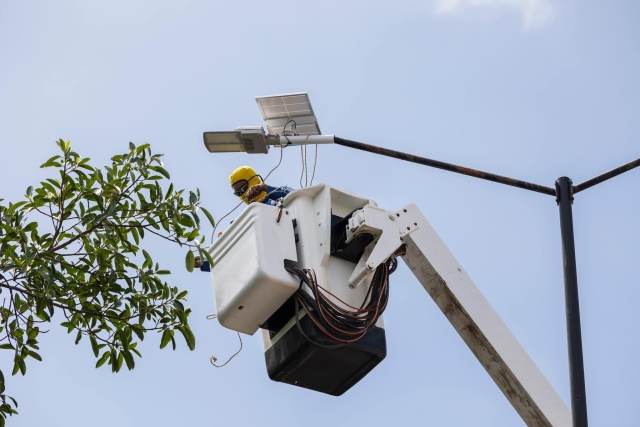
xmin=1 ymin=1 xmax=639 ymax=426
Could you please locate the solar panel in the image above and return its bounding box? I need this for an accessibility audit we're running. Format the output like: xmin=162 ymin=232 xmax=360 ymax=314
xmin=255 ymin=92 xmax=321 ymax=136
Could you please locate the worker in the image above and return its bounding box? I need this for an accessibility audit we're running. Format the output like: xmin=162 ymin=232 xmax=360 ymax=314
xmin=229 ymin=165 xmax=293 ymax=206
xmin=196 ymin=166 xmax=294 ymax=272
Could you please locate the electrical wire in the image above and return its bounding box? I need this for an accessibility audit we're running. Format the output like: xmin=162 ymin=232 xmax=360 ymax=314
xmin=210 ymin=201 xmax=243 ymax=242
xmin=299 ymin=144 xmax=307 ymax=188
xmin=286 ymin=255 xmax=397 ymax=346
xmin=264 ymin=139 xmax=284 ymax=181
xmin=278 ymin=119 xmax=319 ymax=188
xmin=309 ymin=143 xmax=318 ymax=186
xmin=206 ymin=314 xmax=243 ymax=368
xmin=203 ymin=121 xmax=295 ymax=367
xmin=299 ymin=135 xmax=314 ymax=188
xmin=282 ymin=120 xmax=297 ymax=147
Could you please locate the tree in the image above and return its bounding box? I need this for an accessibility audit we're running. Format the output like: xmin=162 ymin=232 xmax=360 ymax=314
xmin=0 ymin=140 xmax=215 ymax=425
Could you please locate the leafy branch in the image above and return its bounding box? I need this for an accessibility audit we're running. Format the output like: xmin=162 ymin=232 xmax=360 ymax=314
xmin=0 ymin=140 xmax=216 ymax=425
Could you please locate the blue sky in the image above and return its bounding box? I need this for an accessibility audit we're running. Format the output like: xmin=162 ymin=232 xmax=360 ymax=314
xmin=0 ymin=1 xmax=639 ymax=425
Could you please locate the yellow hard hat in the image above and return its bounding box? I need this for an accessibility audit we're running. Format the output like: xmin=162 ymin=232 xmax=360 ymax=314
xmin=229 ymin=166 xmax=266 ymax=204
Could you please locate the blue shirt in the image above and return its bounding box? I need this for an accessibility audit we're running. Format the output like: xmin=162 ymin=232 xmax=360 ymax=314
xmin=260 ymin=185 xmax=294 ymax=206
xmin=200 ymin=184 xmax=294 ymax=272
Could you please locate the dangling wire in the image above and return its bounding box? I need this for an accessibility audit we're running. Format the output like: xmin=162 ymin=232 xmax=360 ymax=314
xmin=210 ymin=201 xmax=243 ymax=242
xmin=264 ymin=139 xmax=284 ymax=181
xmin=309 ymin=144 xmax=318 ymax=186
xmin=207 ymin=314 xmax=243 ymax=368
xmin=299 ymin=135 xmax=311 ymax=188
xmin=282 ymin=120 xmax=297 ymax=147
xmin=299 ymin=145 xmax=307 ymax=188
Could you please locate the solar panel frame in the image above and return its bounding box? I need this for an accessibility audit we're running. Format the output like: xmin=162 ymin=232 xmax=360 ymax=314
xmin=255 ymin=92 xmax=322 ymax=136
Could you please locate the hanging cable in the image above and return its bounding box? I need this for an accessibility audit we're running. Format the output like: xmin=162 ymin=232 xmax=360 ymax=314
xmin=304 ymin=136 xmax=309 ymax=186
xmin=206 ymin=314 xmax=243 ymax=368
xmin=309 ymin=144 xmax=318 ymax=186
xmin=299 ymin=145 xmax=307 ymax=188
xmin=299 ymin=135 xmax=312 ymax=187
xmin=282 ymin=120 xmax=297 ymax=147
xmin=286 ymin=255 xmax=397 ymax=346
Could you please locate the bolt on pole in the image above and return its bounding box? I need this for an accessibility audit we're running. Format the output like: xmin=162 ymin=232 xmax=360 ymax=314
xmin=556 ymin=177 xmax=588 ymax=427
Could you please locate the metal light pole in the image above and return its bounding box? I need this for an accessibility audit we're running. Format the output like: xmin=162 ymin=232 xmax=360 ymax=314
xmin=556 ymin=177 xmax=588 ymax=427
xmin=330 ymin=137 xmax=640 ymax=427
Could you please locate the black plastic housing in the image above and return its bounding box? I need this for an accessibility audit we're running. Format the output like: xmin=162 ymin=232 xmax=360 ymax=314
xmin=264 ymin=310 xmax=387 ymax=396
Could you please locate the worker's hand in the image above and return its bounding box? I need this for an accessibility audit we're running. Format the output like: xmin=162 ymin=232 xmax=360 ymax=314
xmin=194 ymin=255 xmax=202 ymax=269
xmin=246 ymin=183 xmax=266 ymax=201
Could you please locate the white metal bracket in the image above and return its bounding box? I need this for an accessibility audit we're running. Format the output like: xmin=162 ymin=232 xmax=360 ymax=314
xmin=346 ymin=205 xmax=420 ymax=288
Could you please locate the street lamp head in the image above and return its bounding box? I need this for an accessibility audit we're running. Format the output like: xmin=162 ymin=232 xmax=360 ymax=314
xmin=203 ymin=131 xmax=244 ymax=153
xmin=203 ymin=126 xmax=269 ymax=154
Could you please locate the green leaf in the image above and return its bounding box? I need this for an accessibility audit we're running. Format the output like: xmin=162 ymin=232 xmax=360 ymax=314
xmin=165 ymin=183 xmax=174 ymax=200
xmin=26 ymin=186 xmax=33 ymax=198
xmin=130 ymin=226 xmax=140 ymax=245
xmin=60 ymin=322 xmax=75 ymax=334
xmin=131 ymin=327 xmax=144 ymax=341
xmin=200 ymin=207 xmax=216 ymax=228
xmin=186 ymin=229 xmax=199 ymax=241
xmin=39 ymin=155 xmax=61 ymax=168
xmin=95 ymin=351 xmax=110 ymax=368
xmin=136 ymin=143 xmax=150 ymax=154
xmin=173 ymin=300 xmax=184 ymax=312
xmin=75 ymin=331 xmax=82 ymax=345
xmin=0 ymin=345 xmax=14 ymax=351
xmin=110 ymin=349 xmax=118 ymax=372
xmin=26 ymin=350 xmax=42 ymax=362
xmin=185 ymin=251 xmax=194 ymax=273
xmin=177 ymin=326 xmax=196 ymax=351
xmin=0 ymin=370 xmax=5 ymax=394
xmin=116 ymin=352 xmax=124 ymax=372
xmin=90 ymin=335 xmax=99 ymax=357
xmin=123 ymin=351 xmax=135 ymax=370
xmin=148 ymin=165 xmax=170 ymax=179
xmin=203 ymin=249 xmax=214 ymax=268
xmin=160 ymin=329 xmax=172 ymax=349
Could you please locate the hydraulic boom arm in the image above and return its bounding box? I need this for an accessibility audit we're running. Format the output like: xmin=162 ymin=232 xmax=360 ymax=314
xmin=348 ymin=203 xmax=571 ymax=427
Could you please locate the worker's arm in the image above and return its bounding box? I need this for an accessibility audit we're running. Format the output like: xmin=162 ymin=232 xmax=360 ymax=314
xmin=265 ymin=185 xmax=293 ymax=200
xmin=245 ymin=183 xmax=268 ymax=200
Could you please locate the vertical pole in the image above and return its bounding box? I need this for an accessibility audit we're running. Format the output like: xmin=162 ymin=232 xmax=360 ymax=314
xmin=556 ymin=176 xmax=588 ymax=427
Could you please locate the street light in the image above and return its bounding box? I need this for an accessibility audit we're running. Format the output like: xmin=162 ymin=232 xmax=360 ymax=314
xmin=203 ymin=93 xmax=334 ymax=154
xmin=203 ymin=92 xmax=640 ymax=427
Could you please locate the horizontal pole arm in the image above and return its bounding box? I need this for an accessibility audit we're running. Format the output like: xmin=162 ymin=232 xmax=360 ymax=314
xmin=573 ymin=157 xmax=640 ymax=194
xmin=334 ymin=137 xmax=556 ymax=197
xmin=273 ymin=134 xmax=336 ymax=146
